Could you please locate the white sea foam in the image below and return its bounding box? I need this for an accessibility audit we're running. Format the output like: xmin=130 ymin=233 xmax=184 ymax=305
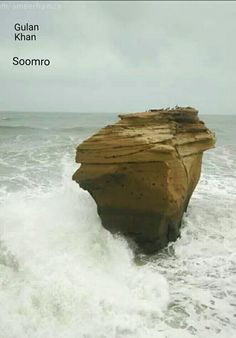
xmin=0 ymin=114 xmax=235 ymax=337
xmin=0 ymin=163 xmax=169 ymax=338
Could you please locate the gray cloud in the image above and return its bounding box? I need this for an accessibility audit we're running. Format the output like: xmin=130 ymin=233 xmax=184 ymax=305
xmin=0 ymin=1 xmax=236 ymax=114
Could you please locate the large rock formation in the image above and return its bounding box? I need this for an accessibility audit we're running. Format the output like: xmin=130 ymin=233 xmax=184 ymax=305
xmin=73 ymin=107 xmax=215 ymax=253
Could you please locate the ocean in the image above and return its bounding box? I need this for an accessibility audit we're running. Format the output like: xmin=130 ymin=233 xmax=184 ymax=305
xmin=0 ymin=112 xmax=235 ymax=338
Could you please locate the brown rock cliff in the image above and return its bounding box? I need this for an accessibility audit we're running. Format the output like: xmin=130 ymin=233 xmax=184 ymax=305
xmin=73 ymin=107 xmax=215 ymax=253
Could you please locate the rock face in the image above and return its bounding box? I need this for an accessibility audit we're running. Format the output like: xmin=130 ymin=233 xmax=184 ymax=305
xmin=73 ymin=107 xmax=215 ymax=253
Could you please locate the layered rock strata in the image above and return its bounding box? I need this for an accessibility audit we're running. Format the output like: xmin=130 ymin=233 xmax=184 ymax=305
xmin=73 ymin=107 xmax=215 ymax=253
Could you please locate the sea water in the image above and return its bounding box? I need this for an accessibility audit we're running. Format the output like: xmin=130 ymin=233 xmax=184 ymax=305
xmin=0 ymin=112 xmax=235 ymax=338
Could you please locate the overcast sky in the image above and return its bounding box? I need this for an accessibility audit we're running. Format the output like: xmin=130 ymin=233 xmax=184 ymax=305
xmin=0 ymin=1 xmax=236 ymax=114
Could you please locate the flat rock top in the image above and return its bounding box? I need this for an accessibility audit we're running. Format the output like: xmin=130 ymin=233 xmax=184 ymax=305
xmin=119 ymin=106 xmax=199 ymax=123
xmin=76 ymin=107 xmax=216 ymax=164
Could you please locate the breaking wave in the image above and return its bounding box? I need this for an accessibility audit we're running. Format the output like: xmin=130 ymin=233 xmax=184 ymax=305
xmin=0 ymin=162 xmax=169 ymax=338
xmin=0 ymin=113 xmax=235 ymax=337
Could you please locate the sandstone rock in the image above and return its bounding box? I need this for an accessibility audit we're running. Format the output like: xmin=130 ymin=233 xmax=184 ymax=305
xmin=73 ymin=107 xmax=215 ymax=253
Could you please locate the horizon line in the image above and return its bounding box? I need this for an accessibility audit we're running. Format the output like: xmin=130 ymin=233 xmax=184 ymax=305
xmin=0 ymin=111 xmax=235 ymax=116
